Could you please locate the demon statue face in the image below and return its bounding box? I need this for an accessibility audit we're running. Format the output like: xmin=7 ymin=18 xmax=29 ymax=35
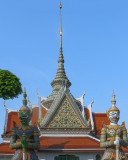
xmin=108 ymin=111 xmax=120 ymax=124
xmin=19 ymin=107 xmax=32 ymax=126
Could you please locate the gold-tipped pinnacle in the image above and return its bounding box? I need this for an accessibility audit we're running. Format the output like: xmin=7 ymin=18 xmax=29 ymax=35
xmin=60 ymin=2 xmax=62 ymax=9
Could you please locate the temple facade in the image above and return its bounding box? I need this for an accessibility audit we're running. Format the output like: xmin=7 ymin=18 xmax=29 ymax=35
xmin=0 ymin=3 xmax=128 ymax=160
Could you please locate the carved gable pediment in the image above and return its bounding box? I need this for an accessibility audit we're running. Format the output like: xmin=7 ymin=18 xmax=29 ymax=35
xmin=41 ymin=87 xmax=89 ymax=128
xmin=47 ymin=96 xmax=84 ymax=128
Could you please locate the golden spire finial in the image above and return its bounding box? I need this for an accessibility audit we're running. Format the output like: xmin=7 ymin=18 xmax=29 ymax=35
xmin=59 ymin=1 xmax=63 ymax=55
xmin=60 ymin=1 xmax=62 ymax=36
xmin=60 ymin=1 xmax=62 ymax=9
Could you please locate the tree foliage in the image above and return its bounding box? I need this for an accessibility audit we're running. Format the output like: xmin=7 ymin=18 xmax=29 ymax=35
xmin=0 ymin=70 xmax=22 ymax=100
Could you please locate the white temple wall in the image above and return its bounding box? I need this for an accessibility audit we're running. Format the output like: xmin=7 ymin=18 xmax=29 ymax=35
xmin=38 ymin=151 xmax=103 ymax=160
xmin=0 ymin=152 xmax=103 ymax=160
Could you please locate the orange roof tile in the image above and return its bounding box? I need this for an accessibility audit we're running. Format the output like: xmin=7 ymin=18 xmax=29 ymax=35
xmin=93 ymin=113 xmax=110 ymax=136
xmin=84 ymin=108 xmax=90 ymax=120
xmin=0 ymin=143 xmax=15 ymax=154
xmin=6 ymin=112 xmax=20 ymax=134
xmin=40 ymin=136 xmax=101 ymax=150
xmin=32 ymin=107 xmax=39 ymax=125
xmin=1 ymin=137 xmax=128 ymax=155
xmin=42 ymin=106 xmax=48 ymax=118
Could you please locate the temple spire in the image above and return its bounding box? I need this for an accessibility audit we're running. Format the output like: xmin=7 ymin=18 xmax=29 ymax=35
xmin=42 ymin=2 xmax=71 ymax=108
xmin=51 ymin=2 xmax=71 ymax=88
xmin=58 ymin=1 xmax=64 ymax=64
xmin=59 ymin=1 xmax=62 ymax=56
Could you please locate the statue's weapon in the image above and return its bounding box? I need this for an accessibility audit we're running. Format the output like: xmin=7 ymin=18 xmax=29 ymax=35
xmin=22 ymin=133 xmax=27 ymax=160
xmin=116 ymin=132 xmax=120 ymax=160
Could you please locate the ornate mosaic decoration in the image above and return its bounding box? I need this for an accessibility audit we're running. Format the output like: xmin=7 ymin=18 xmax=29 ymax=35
xmin=47 ymin=97 xmax=84 ymax=128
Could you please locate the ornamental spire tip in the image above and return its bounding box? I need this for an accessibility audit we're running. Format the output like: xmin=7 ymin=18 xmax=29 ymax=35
xmin=60 ymin=1 xmax=62 ymax=9
xmin=23 ymin=88 xmax=27 ymax=106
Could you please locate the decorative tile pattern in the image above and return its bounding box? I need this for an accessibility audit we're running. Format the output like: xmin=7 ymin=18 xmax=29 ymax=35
xmin=47 ymin=97 xmax=84 ymax=128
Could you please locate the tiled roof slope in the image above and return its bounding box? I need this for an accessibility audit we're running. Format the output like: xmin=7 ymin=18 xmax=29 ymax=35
xmin=31 ymin=107 xmax=39 ymax=125
xmin=6 ymin=112 xmax=20 ymax=134
xmin=0 ymin=143 xmax=14 ymax=154
xmin=93 ymin=113 xmax=110 ymax=137
xmin=2 ymin=107 xmax=109 ymax=138
xmin=1 ymin=137 xmax=128 ymax=154
xmin=41 ymin=107 xmax=48 ymax=119
xmin=39 ymin=136 xmax=101 ymax=151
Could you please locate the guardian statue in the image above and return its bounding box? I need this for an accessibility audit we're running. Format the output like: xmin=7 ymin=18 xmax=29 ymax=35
xmin=10 ymin=89 xmax=40 ymax=160
xmin=100 ymin=90 xmax=127 ymax=160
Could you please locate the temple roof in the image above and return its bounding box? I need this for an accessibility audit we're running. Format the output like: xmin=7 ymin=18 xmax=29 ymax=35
xmin=1 ymin=105 xmax=109 ymax=139
xmin=1 ymin=136 xmax=128 ymax=154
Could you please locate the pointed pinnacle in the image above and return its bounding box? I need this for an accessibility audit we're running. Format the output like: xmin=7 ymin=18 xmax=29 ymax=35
xmin=60 ymin=2 xmax=62 ymax=9
xmin=60 ymin=1 xmax=62 ymax=36
xmin=111 ymin=89 xmax=116 ymax=106
xmin=23 ymin=88 xmax=27 ymax=106
xmin=50 ymin=2 xmax=71 ymax=89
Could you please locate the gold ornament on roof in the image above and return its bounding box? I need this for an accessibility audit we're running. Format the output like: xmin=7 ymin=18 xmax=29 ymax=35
xmin=60 ymin=2 xmax=62 ymax=9
xmin=108 ymin=90 xmax=120 ymax=113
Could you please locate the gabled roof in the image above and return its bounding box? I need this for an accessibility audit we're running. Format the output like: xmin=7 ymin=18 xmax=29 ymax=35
xmin=93 ymin=112 xmax=110 ymax=136
xmin=6 ymin=112 xmax=20 ymax=135
xmin=39 ymin=135 xmax=101 ymax=151
xmin=1 ymin=136 xmax=128 ymax=155
xmin=31 ymin=107 xmax=39 ymax=125
xmin=41 ymin=87 xmax=89 ymax=128
xmin=2 ymin=100 xmax=109 ymax=139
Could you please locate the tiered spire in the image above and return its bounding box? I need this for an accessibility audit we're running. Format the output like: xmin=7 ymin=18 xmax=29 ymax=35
xmin=59 ymin=2 xmax=62 ymax=55
xmin=51 ymin=2 xmax=71 ymax=88
xmin=43 ymin=2 xmax=71 ymax=108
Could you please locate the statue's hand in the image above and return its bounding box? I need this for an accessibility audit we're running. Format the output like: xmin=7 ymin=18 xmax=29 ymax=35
xmin=20 ymin=139 xmax=28 ymax=149
xmin=114 ymin=137 xmax=120 ymax=146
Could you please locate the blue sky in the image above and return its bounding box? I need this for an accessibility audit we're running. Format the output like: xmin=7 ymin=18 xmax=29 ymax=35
xmin=0 ymin=0 xmax=128 ymax=142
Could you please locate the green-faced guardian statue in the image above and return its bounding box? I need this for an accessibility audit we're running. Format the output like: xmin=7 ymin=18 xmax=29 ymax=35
xmin=10 ymin=89 xmax=40 ymax=160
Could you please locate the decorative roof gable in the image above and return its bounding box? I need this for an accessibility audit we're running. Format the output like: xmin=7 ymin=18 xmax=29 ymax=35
xmin=41 ymin=87 xmax=89 ymax=128
xmin=47 ymin=97 xmax=84 ymax=128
